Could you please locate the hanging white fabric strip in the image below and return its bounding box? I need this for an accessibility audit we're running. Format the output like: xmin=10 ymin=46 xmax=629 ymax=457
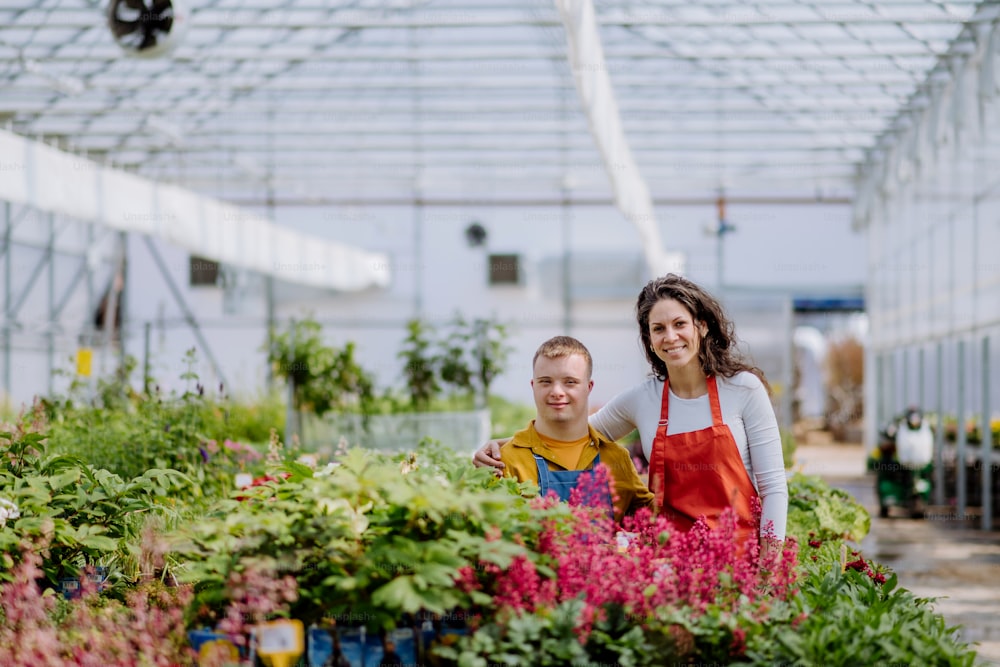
xmin=0 ymin=128 xmax=390 ymax=292
xmin=553 ymin=0 xmax=684 ymax=277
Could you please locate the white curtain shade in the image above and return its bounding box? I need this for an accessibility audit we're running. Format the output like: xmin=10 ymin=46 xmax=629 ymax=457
xmin=553 ymin=0 xmax=684 ymax=278
xmin=0 ymin=128 xmax=390 ymax=291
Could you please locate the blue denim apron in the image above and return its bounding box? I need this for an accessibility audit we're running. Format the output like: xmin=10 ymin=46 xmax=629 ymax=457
xmin=533 ymin=452 xmax=614 ymax=516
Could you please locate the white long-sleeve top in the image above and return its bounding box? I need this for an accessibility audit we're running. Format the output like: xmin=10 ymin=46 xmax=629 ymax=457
xmin=589 ymin=371 xmax=788 ymax=540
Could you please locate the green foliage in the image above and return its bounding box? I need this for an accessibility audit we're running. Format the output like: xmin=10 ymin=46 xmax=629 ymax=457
xmin=392 ymin=315 xmax=513 ymax=412
xmin=0 ymin=420 xmax=190 ymax=586
xmin=442 ymin=599 xmax=652 ymax=667
xmin=173 ymin=440 xmax=546 ymax=631
xmin=0 ymin=374 xmax=980 ymax=666
xmin=42 ymin=370 xmax=270 ymax=500
xmin=269 ymin=318 xmax=375 ymax=418
xmin=433 ymin=315 xmax=513 ymax=408
xmin=786 ymin=472 xmax=871 ymax=544
xmin=468 ymin=317 xmax=512 ymax=404
xmin=437 ymin=316 xmax=475 ymax=399
xmin=746 ymin=541 xmax=978 ymax=667
xmin=398 ymin=319 xmax=442 ymax=411
xmin=196 ymin=391 xmax=286 ymax=445
xmin=780 ymin=428 xmax=796 ymax=469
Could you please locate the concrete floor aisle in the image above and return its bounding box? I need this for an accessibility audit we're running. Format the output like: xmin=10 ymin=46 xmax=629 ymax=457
xmin=794 ymin=441 xmax=1000 ymax=666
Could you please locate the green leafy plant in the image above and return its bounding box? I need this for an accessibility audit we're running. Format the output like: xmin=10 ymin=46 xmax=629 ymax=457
xmin=785 ymin=472 xmax=870 ymax=544
xmin=0 ymin=413 xmax=190 ymax=586
xmin=746 ymin=540 xmax=978 ymax=667
xmin=41 ymin=351 xmax=274 ymax=501
xmin=437 ymin=315 xmax=512 ymax=408
xmin=269 ymin=317 xmax=376 ymax=419
xmin=172 ymin=440 xmax=536 ymax=631
xmin=398 ymin=318 xmax=442 ymax=411
xmin=780 ymin=428 xmax=796 ymax=469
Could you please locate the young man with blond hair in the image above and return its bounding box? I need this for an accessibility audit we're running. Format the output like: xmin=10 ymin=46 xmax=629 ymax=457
xmin=500 ymin=336 xmax=654 ymax=523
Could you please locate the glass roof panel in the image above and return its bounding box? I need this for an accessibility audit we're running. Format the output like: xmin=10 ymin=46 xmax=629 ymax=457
xmin=0 ymin=0 xmax=986 ymax=202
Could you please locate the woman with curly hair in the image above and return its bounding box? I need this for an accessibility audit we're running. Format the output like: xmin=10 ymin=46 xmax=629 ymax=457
xmin=475 ymin=274 xmax=787 ymax=552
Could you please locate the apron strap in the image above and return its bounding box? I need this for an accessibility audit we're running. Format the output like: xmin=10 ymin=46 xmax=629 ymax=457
xmin=706 ymin=375 xmax=724 ymax=426
xmin=657 ymin=377 xmax=671 ymax=433
xmin=660 ymin=376 xmax=724 ymax=430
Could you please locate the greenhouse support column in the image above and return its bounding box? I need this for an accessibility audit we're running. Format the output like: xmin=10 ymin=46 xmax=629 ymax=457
xmin=117 ymin=231 xmax=128 ymax=388
xmin=285 ymin=318 xmax=297 ymax=447
xmin=918 ymin=347 xmax=925 ymax=410
xmin=85 ymin=223 xmax=95 ymax=390
xmin=780 ymin=296 xmax=793 ymax=434
xmin=142 ymin=321 xmax=151 ymax=395
xmin=413 ymin=201 xmax=423 ymax=318
xmin=265 ymin=180 xmax=276 ymax=391
xmin=875 ymin=353 xmax=885 ymax=430
xmin=3 ymin=201 xmax=10 ymax=399
xmin=142 ymin=236 xmax=227 ymax=387
xmin=902 ymin=347 xmax=909 ymax=407
xmin=265 ymin=276 xmax=275 ymax=390
xmin=46 ymin=213 xmax=55 ymax=395
xmin=887 ymin=350 xmax=896 ymax=420
xmin=934 ymin=341 xmax=945 ymax=506
xmin=957 ymin=339 xmax=967 ymax=518
xmin=561 ymin=190 xmax=571 ymax=334
xmin=982 ymin=335 xmax=992 ymax=531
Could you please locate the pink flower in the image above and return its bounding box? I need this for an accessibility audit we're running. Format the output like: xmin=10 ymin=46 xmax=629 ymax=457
xmin=466 ymin=466 xmax=800 ymax=648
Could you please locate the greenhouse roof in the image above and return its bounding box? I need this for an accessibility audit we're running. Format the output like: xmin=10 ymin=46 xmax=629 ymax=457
xmin=0 ymin=0 xmax=991 ymax=206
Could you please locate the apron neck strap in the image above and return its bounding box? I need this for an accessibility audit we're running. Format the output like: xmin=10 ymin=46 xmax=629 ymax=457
xmin=659 ymin=375 xmax=724 ymax=427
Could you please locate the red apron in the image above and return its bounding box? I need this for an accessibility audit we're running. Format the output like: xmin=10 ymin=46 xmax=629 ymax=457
xmin=647 ymin=375 xmax=759 ymax=548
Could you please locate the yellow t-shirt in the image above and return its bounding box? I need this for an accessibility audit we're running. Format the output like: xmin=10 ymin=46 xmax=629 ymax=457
xmin=536 ymin=432 xmax=591 ymax=470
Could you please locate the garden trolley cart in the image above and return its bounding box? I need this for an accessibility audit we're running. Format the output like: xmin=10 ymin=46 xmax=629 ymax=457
xmin=868 ymin=407 xmax=934 ymax=518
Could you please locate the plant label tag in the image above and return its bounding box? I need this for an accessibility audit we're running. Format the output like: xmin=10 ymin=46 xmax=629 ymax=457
xmin=76 ymin=348 xmax=93 ymax=377
xmin=257 ymin=619 xmax=304 ymax=667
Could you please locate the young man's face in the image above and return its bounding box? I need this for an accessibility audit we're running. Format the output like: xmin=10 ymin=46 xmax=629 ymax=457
xmin=531 ymin=353 xmax=593 ymax=427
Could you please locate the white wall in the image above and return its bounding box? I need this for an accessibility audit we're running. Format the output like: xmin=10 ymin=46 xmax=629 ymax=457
xmin=1 ymin=188 xmax=865 ymax=411
xmin=107 ymin=199 xmax=863 ymax=415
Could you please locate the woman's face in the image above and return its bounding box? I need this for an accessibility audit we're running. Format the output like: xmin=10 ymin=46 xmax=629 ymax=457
xmin=648 ymin=297 xmax=704 ymax=373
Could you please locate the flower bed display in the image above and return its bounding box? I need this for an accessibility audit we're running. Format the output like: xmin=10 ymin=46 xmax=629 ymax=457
xmin=0 ymin=408 xmax=983 ymax=667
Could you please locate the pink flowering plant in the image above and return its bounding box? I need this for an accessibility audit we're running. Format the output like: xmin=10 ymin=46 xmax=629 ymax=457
xmin=444 ymin=464 xmax=800 ymax=665
xmin=0 ymin=536 xmax=193 ymax=666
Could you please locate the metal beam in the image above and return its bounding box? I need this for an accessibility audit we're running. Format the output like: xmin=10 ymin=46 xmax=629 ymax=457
xmin=9 ymin=46 xmax=958 ymax=63
xmin=78 ymin=141 xmax=876 ymax=155
xmin=51 ymin=258 xmax=87 ymax=320
xmin=46 ymin=123 xmax=887 ymax=137
xmin=217 ymin=193 xmax=854 ymax=207
xmin=957 ymin=339 xmax=967 ymax=518
xmin=7 ymin=231 xmax=53 ymax=321
xmin=3 ymin=201 xmax=10 ymax=398
xmin=934 ymin=340 xmax=945 ymax=506
xmin=6 ymin=9 xmax=984 ymax=29
xmin=141 ymin=235 xmax=228 ymax=389
xmin=2 ymin=99 xmax=905 ymax=116
xmin=46 ymin=212 xmax=54 ymax=394
xmin=982 ymin=335 xmax=992 ymax=531
xmin=7 ymin=75 xmax=926 ymax=92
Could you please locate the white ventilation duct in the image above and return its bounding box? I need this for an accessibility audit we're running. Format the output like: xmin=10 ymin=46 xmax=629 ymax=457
xmin=0 ymin=129 xmax=390 ymax=291
xmin=554 ymin=0 xmax=685 ymax=278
